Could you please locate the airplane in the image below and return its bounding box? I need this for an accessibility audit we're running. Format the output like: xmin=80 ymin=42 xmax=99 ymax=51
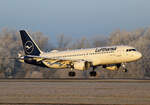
xmin=18 ymin=30 xmax=142 ymax=77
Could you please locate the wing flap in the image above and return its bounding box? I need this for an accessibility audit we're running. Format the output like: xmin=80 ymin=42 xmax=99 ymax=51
xmin=26 ymin=55 xmax=78 ymax=63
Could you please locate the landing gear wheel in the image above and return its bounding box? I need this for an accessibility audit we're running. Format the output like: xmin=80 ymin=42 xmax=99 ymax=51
xmin=121 ymin=63 xmax=128 ymax=73
xmin=90 ymin=71 xmax=97 ymax=77
xmin=69 ymin=71 xmax=76 ymax=77
xmin=123 ymin=69 xmax=128 ymax=72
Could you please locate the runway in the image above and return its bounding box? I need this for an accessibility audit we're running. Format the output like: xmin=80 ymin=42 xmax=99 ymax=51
xmin=0 ymin=79 xmax=150 ymax=105
xmin=0 ymin=78 xmax=150 ymax=82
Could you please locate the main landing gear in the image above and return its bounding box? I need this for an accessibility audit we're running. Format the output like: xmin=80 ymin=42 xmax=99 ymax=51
xmin=90 ymin=71 xmax=97 ymax=76
xmin=68 ymin=66 xmax=97 ymax=77
xmin=68 ymin=66 xmax=76 ymax=77
xmin=68 ymin=71 xmax=97 ymax=77
xmin=89 ymin=66 xmax=97 ymax=77
xmin=68 ymin=71 xmax=76 ymax=77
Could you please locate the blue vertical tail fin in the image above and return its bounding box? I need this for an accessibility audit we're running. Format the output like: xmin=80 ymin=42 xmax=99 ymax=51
xmin=19 ymin=30 xmax=42 ymax=56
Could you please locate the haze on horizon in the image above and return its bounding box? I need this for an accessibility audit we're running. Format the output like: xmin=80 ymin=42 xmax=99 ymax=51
xmin=0 ymin=0 xmax=150 ymax=40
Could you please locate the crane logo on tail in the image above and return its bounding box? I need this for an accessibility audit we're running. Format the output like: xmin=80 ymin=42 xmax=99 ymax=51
xmin=24 ymin=41 xmax=34 ymax=54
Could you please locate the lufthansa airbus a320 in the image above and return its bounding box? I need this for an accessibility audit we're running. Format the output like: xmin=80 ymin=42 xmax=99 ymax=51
xmin=18 ymin=30 xmax=142 ymax=77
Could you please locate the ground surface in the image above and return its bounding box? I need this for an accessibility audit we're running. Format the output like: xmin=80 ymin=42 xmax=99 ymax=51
xmin=0 ymin=79 xmax=150 ymax=105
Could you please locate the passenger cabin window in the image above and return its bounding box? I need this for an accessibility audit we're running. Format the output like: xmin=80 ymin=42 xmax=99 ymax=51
xmin=126 ymin=49 xmax=136 ymax=52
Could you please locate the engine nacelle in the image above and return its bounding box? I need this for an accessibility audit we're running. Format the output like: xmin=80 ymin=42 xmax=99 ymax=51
xmin=73 ymin=61 xmax=91 ymax=70
xmin=103 ymin=64 xmax=121 ymax=71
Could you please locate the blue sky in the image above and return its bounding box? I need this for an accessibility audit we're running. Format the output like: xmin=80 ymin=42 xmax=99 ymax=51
xmin=0 ymin=0 xmax=150 ymax=41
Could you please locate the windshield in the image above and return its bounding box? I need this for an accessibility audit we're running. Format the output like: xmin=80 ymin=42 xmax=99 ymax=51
xmin=126 ymin=49 xmax=136 ymax=52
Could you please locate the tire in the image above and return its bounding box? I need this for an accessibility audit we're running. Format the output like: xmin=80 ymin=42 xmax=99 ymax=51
xmin=68 ymin=71 xmax=76 ymax=77
xmin=123 ymin=69 xmax=128 ymax=72
xmin=90 ymin=71 xmax=97 ymax=77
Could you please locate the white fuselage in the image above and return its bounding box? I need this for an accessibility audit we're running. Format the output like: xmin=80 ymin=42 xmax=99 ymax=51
xmin=40 ymin=45 xmax=142 ymax=66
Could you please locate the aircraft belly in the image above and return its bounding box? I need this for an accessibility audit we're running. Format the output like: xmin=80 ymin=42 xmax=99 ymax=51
xmin=91 ymin=54 xmax=123 ymax=66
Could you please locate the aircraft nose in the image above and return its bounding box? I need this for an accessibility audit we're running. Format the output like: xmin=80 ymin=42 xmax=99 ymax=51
xmin=136 ymin=52 xmax=142 ymax=60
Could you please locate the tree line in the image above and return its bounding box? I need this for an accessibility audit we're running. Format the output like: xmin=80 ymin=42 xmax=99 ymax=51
xmin=0 ymin=28 xmax=149 ymax=79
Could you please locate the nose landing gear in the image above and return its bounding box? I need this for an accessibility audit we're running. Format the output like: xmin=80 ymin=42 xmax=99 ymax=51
xmin=122 ymin=68 xmax=128 ymax=72
xmin=122 ymin=63 xmax=128 ymax=72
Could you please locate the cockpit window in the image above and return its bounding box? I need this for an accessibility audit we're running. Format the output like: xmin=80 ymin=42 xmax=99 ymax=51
xmin=126 ymin=49 xmax=136 ymax=52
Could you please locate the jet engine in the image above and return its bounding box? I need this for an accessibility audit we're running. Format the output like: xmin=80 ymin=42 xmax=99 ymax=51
xmin=103 ymin=64 xmax=121 ymax=71
xmin=73 ymin=61 xmax=91 ymax=70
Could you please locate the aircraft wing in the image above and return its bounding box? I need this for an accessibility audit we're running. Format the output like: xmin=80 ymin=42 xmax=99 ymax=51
xmin=24 ymin=55 xmax=87 ymax=64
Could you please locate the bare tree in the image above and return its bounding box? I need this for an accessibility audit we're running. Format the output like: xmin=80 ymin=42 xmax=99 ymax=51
xmin=57 ymin=34 xmax=72 ymax=50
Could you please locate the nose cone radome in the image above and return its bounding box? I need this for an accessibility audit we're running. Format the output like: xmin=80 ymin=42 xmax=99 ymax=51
xmin=136 ymin=52 xmax=142 ymax=60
